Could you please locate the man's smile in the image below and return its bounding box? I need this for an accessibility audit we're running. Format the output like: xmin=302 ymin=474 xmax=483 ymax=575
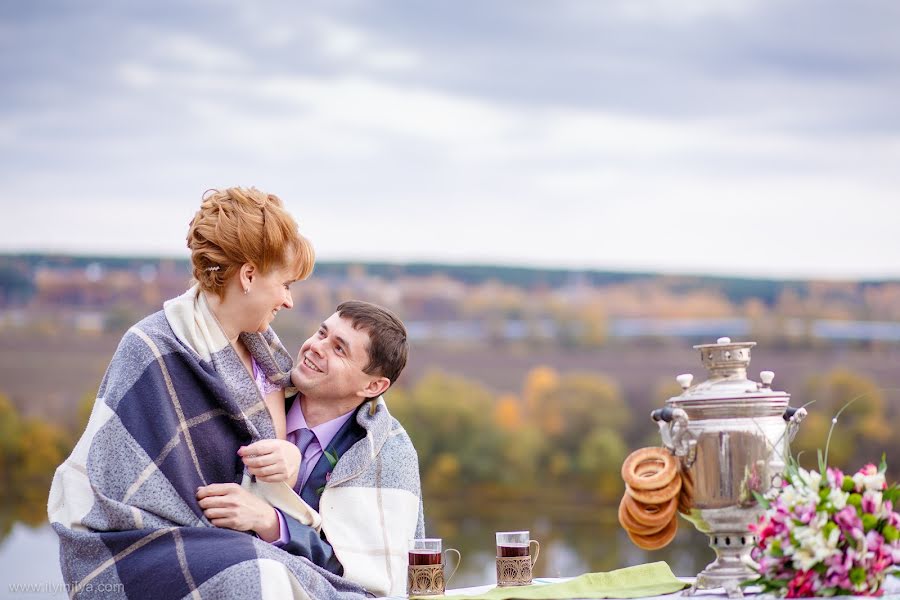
xmin=303 ymin=355 xmax=324 ymax=373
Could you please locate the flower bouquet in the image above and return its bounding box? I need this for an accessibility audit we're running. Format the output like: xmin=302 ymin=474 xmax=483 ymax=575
xmin=747 ymin=456 xmax=900 ymax=597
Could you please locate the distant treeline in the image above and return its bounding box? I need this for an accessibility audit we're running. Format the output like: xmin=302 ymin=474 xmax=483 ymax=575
xmin=4 ymin=252 xmax=899 ymax=308
xmin=2 ymin=363 xmax=896 ymax=543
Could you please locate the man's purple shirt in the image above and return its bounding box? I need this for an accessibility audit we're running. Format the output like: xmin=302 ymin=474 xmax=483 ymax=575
xmin=271 ymin=399 xmax=355 ymax=546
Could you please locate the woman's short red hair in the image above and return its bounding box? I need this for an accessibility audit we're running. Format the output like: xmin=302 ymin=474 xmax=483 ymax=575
xmin=186 ymin=187 xmax=315 ymax=297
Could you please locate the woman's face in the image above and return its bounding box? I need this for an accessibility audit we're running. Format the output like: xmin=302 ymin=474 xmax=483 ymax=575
xmin=245 ymin=262 xmax=296 ymax=333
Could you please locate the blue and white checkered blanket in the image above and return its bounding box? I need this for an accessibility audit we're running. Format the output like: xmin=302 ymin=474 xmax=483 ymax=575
xmin=48 ymin=287 xmax=369 ymax=599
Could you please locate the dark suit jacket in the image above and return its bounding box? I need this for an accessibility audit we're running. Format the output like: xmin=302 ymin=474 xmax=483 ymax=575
xmin=276 ymin=395 xmax=367 ymax=575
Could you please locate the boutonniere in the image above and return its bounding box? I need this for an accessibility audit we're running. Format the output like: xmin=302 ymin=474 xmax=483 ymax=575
xmin=315 ymin=445 xmax=340 ymax=496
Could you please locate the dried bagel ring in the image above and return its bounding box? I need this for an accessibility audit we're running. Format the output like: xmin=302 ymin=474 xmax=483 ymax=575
xmin=623 ymin=492 xmax=678 ymax=530
xmin=621 ymin=448 xmax=677 ymax=490
xmin=678 ymin=469 xmax=694 ymax=514
xmin=626 ymin=473 xmax=682 ymax=504
xmin=626 ymin=515 xmax=678 ymax=550
xmin=618 ymin=495 xmax=668 ymax=536
xmin=634 ymin=459 xmax=664 ymax=478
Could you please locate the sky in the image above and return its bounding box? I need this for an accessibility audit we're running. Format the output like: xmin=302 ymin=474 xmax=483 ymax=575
xmin=1 ymin=1 xmax=899 ymax=279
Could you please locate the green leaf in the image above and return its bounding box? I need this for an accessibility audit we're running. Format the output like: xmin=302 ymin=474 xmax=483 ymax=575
xmin=878 ymin=453 xmax=887 ymax=475
xmin=323 ymin=446 xmax=339 ymax=469
xmin=818 ymin=448 xmax=826 ymax=476
xmin=753 ymin=490 xmax=770 ymax=510
xmin=315 ymin=484 xmax=325 ymax=496
xmin=850 ymin=567 xmax=866 ymax=585
xmin=885 ymin=485 xmax=900 ymax=504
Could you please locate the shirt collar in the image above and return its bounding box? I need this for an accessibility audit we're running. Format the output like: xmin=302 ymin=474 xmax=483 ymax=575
xmin=285 ymin=397 xmax=356 ymax=451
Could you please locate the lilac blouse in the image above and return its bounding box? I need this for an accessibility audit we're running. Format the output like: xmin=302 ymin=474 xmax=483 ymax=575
xmin=251 ymin=357 xmax=281 ymax=397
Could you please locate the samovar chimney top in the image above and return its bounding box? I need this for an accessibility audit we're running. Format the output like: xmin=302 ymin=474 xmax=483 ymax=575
xmin=692 ymin=337 xmax=756 ymax=379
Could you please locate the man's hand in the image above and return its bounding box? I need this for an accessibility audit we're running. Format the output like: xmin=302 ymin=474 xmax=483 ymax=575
xmin=196 ymin=483 xmax=280 ymax=542
xmin=239 ymin=439 xmax=302 ymax=487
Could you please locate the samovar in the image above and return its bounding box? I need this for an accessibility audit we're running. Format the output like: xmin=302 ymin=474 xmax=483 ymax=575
xmin=652 ymin=337 xmax=806 ymax=598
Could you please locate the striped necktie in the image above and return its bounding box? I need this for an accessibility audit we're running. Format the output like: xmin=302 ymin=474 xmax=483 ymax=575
xmin=291 ymin=428 xmax=316 ymax=493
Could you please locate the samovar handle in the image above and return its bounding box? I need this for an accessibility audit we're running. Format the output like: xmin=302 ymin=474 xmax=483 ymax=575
xmin=651 ymin=407 xmax=697 ymax=468
xmin=782 ymin=406 xmax=807 ymax=442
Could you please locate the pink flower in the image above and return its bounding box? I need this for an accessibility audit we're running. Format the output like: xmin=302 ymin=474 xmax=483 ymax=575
xmin=786 ymin=570 xmax=816 ymax=598
xmin=836 ymin=506 xmax=863 ymax=535
xmin=858 ymin=464 xmax=878 ymax=477
xmin=827 ymin=467 xmax=845 ymax=488
xmin=795 ymin=502 xmax=817 ymax=524
xmin=862 ymin=491 xmax=882 ymax=514
xmin=760 ymin=522 xmax=776 ymax=541
xmin=889 ymin=510 xmax=900 ymax=528
xmin=825 ymin=553 xmax=852 ymax=589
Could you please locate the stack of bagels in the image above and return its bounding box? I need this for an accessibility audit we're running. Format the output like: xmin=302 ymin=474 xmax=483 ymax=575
xmin=618 ymin=447 xmax=692 ymax=550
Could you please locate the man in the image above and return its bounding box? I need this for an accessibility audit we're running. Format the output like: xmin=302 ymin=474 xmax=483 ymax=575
xmin=196 ymin=301 xmax=424 ymax=597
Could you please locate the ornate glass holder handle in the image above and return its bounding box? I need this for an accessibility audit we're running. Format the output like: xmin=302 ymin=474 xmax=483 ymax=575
xmin=407 ymin=549 xmax=460 ymax=596
xmin=496 ymin=540 xmax=540 ymax=587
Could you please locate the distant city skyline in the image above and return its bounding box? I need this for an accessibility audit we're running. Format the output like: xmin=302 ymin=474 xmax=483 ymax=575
xmin=1 ymin=1 xmax=899 ymax=278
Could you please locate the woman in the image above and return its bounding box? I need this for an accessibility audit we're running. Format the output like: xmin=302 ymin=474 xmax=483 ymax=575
xmin=48 ymin=188 xmax=366 ymax=600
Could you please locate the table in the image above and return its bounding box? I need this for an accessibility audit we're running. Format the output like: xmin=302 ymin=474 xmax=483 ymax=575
xmin=379 ymin=575 xmax=900 ymax=599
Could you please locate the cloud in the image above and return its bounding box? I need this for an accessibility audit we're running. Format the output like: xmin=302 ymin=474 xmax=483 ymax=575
xmin=309 ymin=16 xmax=422 ymax=72
xmin=1 ymin=1 xmax=899 ymax=277
xmin=154 ymin=33 xmax=249 ymax=70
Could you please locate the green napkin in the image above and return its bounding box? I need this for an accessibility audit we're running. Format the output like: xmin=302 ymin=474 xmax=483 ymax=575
xmin=438 ymin=562 xmax=688 ymax=599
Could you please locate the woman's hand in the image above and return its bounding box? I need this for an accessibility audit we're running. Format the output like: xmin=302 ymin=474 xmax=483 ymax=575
xmin=196 ymin=483 xmax=280 ymax=541
xmin=238 ymin=439 xmax=302 ymax=487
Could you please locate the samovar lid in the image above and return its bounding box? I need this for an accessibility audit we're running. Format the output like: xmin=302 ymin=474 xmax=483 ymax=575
xmin=668 ymin=337 xmax=790 ymax=403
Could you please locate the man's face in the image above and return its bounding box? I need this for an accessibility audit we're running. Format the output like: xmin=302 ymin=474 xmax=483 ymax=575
xmin=293 ymin=312 xmax=379 ymax=401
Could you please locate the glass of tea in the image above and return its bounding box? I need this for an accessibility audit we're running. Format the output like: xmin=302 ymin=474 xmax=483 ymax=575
xmin=407 ymin=538 xmax=461 ymax=596
xmin=495 ymin=531 xmax=540 ymax=587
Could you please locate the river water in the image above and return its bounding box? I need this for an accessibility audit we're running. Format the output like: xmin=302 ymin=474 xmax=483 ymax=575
xmin=0 ymin=515 xmax=714 ymax=594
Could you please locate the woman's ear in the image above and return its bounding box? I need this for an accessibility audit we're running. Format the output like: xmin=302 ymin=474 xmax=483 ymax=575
xmin=239 ymin=263 xmax=257 ymax=290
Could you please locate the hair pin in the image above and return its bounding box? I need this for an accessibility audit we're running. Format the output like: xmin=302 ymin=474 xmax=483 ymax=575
xmin=205 ymin=265 xmax=220 ymax=272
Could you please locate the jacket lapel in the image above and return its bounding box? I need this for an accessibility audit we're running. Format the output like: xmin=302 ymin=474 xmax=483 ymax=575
xmin=299 ymin=405 xmax=367 ymax=511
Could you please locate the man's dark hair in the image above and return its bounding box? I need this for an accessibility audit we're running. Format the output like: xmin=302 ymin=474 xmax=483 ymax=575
xmin=336 ymin=300 xmax=408 ymax=388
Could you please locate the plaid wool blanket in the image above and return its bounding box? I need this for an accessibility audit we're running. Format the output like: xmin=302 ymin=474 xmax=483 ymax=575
xmin=47 ymin=287 xmax=371 ymax=599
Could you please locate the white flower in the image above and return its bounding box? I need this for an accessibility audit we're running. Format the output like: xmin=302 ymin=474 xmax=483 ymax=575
xmin=827 ymin=487 xmax=847 ymax=510
xmin=852 ymin=471 xmax=885 ymax=493
xmin=782 ymin=485 xmax=799 ymax=506
xmin=826 ymin=525 xmax=840 ymax=548
xmin=793 ymin=548 xmax=818 ymax=571
xmin=798 ymin=467 xmax=822 ymax=490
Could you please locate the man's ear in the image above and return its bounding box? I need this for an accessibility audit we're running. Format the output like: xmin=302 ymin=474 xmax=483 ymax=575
xmin=357 ymin=376 xmax=390 ymax=399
